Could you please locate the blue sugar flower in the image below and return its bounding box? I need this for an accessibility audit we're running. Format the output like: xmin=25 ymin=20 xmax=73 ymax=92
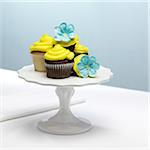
xmin=77 ymin=55 xmax=100 ymax=78
xmin=54 ymin=22 xmax=75 ymax=42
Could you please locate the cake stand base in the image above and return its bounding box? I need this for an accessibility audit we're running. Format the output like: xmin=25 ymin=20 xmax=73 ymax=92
xmin=37 ymin=86 xmax=92 ymax=135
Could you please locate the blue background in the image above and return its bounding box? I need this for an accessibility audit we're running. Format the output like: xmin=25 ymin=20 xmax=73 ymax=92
xmin=0 ymin=2 xmax=148 ymax=91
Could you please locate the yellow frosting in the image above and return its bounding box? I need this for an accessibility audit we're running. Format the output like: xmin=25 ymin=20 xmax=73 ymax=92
xmin=33 ymin=41 xmax=53 ymax=46
xmin=74 ymin=44 xmax=88 ymax=54
xmin=30 ymin=45 xmax=52 ymax=53
xmin=44 ymin=44 xmax=75 ymax=61
xmin=40 ymin=34 xmax=56 ymax=45
xmin=30 ymin=34 xmax=56 ymax=53
xmin=73 ymin=54 xmax=85 ymax=77
xmin=57 ymin=35 xmax=79 ymax=47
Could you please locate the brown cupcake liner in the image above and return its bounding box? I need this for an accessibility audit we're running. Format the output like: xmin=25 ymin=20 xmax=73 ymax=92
xmin=45 ymin=62 xmax=74 ymax=79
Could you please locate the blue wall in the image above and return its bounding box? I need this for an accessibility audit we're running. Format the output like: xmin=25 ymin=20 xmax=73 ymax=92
xmin=0 ymin=2 xmax=148 ymax=91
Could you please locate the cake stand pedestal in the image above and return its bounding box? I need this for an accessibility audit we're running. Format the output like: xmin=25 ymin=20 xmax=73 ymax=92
xmin=18 ymin=65 xmax=113 ymax=135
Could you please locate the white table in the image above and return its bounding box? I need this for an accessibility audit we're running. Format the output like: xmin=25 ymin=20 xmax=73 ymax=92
xmin=0 ymin=69 xmax=149 ymax=149
xmin=0 ymin=68 xmax=85 ymax=122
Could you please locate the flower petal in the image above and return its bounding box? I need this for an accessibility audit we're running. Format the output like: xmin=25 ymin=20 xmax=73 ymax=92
xmin=59 ymin=22 xmax=67 ymax=33
xmin=77 ymin=62 xmax=85 ymax=70
xmin=81 ymin=55 xmax=89 ymax=65
xmin=88 ymin=59 xmax=93 ymax=66
xmin=54 ymin=26 xmax=63 ymax=36
xmin=67 ymin=24 xmax=74 ymax=33
xmin=93 ymin=62 xmax=100 ymax=70
xmin=79 ymin=68 xmax=88 ymax=78
xmin=90 ymin=56 xmax=96 ymax=62
xmin=88 ymin=68 xmax=96 ymax=77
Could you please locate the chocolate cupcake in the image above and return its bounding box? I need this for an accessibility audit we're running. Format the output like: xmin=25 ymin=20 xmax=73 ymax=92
xmin=44 ymin=44 xmax=74 ymax=79
xmin=29 ymin=34 xmax=56 ymax=72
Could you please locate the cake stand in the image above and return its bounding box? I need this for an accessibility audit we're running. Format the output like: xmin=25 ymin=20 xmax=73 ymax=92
xmin=18 ymin=65 xmax=113 ymax=135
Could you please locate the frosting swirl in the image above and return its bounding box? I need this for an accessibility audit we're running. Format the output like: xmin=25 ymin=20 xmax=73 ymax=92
xmin=74 ymin=44 xmax=88 ymax=54
xmin=44 ymin=44 xmax=74 ymax=61
xmin=30 ymin=34 xmax=56 ymax=53
xmin=40 ymin=34 xmax=56 ymax=44
xmin=57 ymin=35 xmax=79 ymax=47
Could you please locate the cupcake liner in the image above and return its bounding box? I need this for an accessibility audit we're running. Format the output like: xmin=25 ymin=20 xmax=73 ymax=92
xmin=31 ymin=52 xmax=46 ymax=72
xmin=45 ymin=62 xmax=73 ymax=79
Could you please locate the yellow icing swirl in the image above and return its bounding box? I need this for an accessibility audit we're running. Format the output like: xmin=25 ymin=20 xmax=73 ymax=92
xmin=73 ymin=54 xmax=85 ymax=77
xmin=44 ymin=44 xmax=75 ymax=61
xmin=40 ymin=34 xmax=56 ymax=44
xmin=74 ymin=44 xmax=88 ymax=54
xmin=57 ymin=35 xmax=79 ymax=47
xmin=30 ymin=34 xmax=56 ymax=53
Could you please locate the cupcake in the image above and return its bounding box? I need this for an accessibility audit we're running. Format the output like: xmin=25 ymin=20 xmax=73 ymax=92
xmin=30 ymin=34 xmax=56 ymax=72
xmin=74 ymin=43 xmax=89 ymax=56
xmin=44 ymin=44 xmax=75 ymax=78
xmin=54 ymin=22 xmax=79 ymax=51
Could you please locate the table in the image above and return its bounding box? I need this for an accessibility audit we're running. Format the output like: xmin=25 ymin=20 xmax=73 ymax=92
xmin=0 ymin=68 xmax=148 ymax=149
xmin=0 ymin=68 xmax=85 ymax=122
xmin=0 ymin=85 xmax=148 ymax=149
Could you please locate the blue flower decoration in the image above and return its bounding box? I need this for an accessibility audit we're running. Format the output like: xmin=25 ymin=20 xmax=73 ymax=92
xmin=77 ymin=55 xmax=100 ymax=78
xmin=54 ymin=22 xmax=75 ymax=42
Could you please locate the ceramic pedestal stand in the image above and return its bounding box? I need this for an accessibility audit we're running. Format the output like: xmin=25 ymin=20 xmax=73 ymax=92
xmin=38 ymin=86 xmax=91 ymax=135
xmin=18 ymin=65 xmax=113 ymax=135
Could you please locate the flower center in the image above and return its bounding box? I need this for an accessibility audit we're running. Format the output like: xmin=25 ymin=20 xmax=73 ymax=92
xmin=63 ymin=33 xmax=68 ymax=38
xmin=86 ymin=65 xmax=89 ymax=69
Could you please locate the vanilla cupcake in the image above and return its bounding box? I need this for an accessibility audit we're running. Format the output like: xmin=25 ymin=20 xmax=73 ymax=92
xmin=30 ymin=34 xmax=56 ymax=72
xmin=44 ymin=44 xmax=74 ymax=78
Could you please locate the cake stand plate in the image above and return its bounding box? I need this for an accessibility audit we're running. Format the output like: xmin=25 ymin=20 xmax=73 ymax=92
xmin=18 ymin=65 xmax=113 ymax=135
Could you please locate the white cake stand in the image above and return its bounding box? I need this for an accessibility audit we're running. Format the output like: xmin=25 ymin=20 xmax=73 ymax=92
xmin=18 ymin=65 xmax=113 ymax=135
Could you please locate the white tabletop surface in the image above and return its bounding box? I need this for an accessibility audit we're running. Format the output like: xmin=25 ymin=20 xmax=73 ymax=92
xmin=0 ymin=68 xmax=85 ymax=122
xmin=0 ymin=69 xmax=149 ymax=150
